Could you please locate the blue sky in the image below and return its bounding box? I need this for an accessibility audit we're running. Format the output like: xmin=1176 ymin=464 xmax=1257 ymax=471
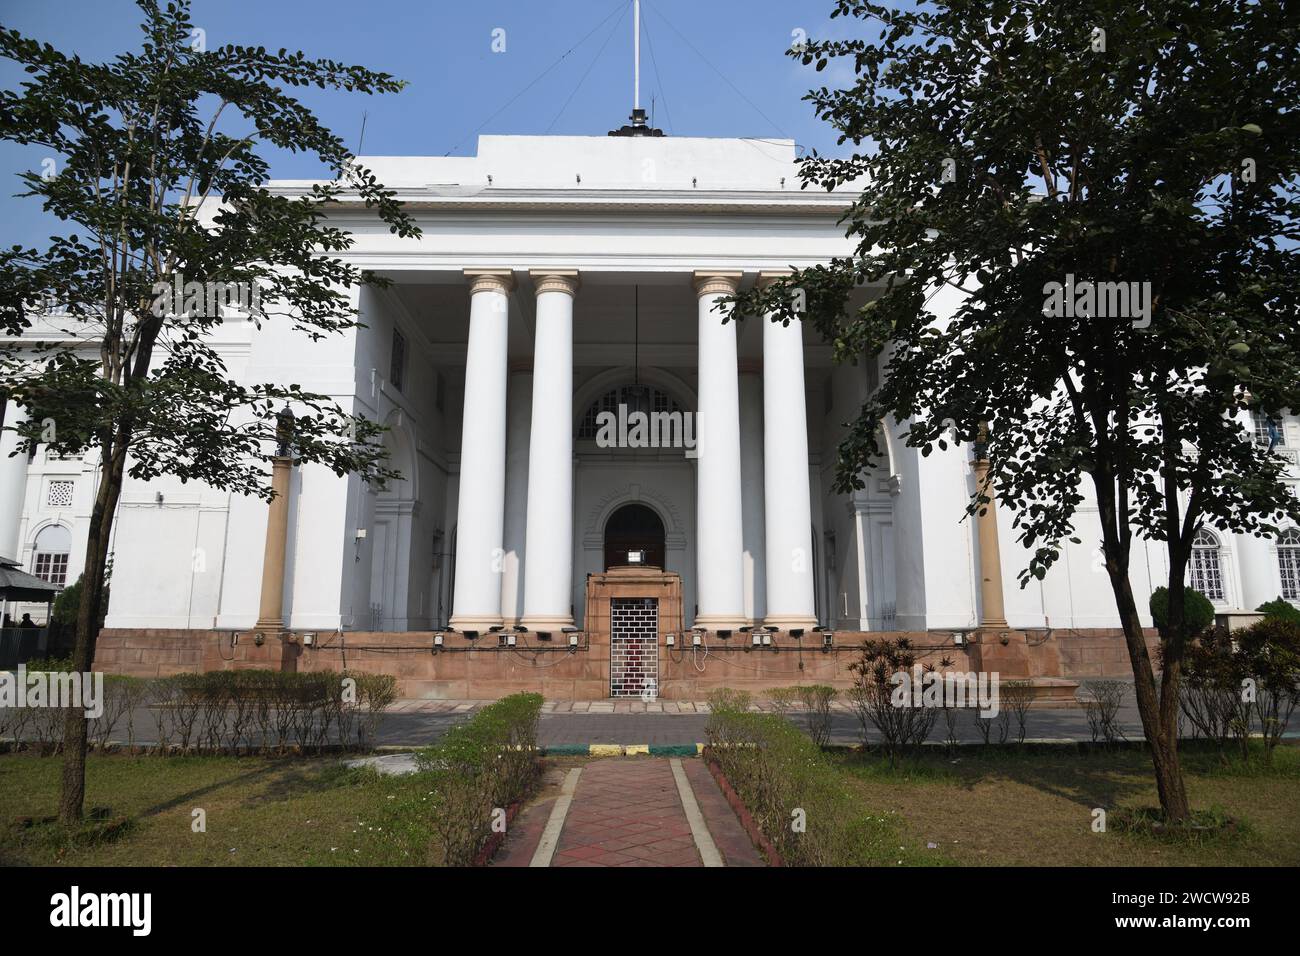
xmin=0 ymin=0 xmax=859 ymax=248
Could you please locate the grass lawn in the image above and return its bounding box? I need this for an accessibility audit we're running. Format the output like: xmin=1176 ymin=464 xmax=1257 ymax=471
xmin=0 ymin=753 xmax=449 ymax=866
xmin=832 ymin=742 xmax=1300 ymax=866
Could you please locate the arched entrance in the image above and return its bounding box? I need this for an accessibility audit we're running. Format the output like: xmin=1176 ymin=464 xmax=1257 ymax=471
xmin=603 ymin=503 xmax=665 ymax=570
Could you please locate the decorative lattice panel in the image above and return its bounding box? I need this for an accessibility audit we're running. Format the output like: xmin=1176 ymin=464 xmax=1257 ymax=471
xmin=46 ymin=480 xmax=74 ymax=508
xmin=610 ymin=597 xmax=658 ymax=698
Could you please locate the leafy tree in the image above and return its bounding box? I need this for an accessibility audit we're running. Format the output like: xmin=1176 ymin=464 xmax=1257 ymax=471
xmin=733 ymin=0 xmax=1300 ymax=820
xmin=0 ymin=0 xmax=417 ymax=823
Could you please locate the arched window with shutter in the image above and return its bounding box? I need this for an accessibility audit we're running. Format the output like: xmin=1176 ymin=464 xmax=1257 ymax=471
xmin=1278 ymin=529 xmax=1300 ymax=602
xmin=1189 ymin=528 xmax=1225 ymax=603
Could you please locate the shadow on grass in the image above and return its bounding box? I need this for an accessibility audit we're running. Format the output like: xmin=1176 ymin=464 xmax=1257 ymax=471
xmin=834 ymin=739 xmax=1298 ymax=821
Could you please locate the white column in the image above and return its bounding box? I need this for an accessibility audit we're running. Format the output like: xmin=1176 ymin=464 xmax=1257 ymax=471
xmin=0 ymin=400 xmax=29 ymax=562
xmin=521 ymin=271 xmax=579 ymax=630
xmin=693 ymin=271 xmax=746 ymax=630
xmin=738 ymin=364 xmax=766 ymax=625
xmin=450 ymin=270 xmax=514 ymax=632
xmin=500 ymin=363 xmax=533 ymax=626
xmin=760 ymin=272 xmax=817 ymax=630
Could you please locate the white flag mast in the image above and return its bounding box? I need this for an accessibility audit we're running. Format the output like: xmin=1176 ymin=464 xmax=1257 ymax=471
xmin=609 ymin=0 xmax=663 ymax=136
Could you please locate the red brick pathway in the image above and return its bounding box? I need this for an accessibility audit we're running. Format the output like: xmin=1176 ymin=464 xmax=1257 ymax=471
xmin=493 ymin=757 xmax=764 ymax=867
xmin=554 ymin=758 xmax=699 ymax=866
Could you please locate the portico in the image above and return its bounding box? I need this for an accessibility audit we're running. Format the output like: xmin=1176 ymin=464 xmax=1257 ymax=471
xmin=445 ymin=262 xmax=825 ymax=637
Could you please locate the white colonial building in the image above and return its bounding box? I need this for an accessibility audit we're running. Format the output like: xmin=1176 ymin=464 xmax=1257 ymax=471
xmin=3 ymin=132 xmax=1299 ymax=644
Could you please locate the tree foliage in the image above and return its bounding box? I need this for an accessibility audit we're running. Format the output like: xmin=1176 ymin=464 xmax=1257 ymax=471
xmin=0 ymin=0 xmax=419 ymax=823
xmin=733 ymin=0 xmax=1300 ymax=820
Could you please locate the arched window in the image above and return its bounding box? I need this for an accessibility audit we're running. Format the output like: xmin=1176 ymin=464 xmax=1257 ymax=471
xmin=32 ymin=524 xmax=71 ymax=587
xmin=603 ymin=504 xmax=666 ymax=570
xmin=1189 ymin=528 xmax=1225 ymax=603
xmin=1278 ymin=529 xmax=1300 ymax=602
xmin=577 ymin=384 xmax=684 ymax=440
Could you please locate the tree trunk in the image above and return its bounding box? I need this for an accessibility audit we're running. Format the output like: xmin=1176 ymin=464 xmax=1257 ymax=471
xmin=1103 ymin=562 xmax=1190 ymax=820
xmin=1093 ymin=472 xmax=1191 ymax=822
xmin=58 ymin=428 xmax=130 ymax=825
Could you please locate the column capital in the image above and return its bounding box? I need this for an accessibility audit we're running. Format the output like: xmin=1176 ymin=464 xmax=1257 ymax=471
xmin=692 ymin=271 xmax=742 ymax=297
xmin=756 ymin=270 xmax=794 ymax=289
xmin=465 ymin=269 xmax=516 ymax=295
xmin=529 ymin=270 xmax=580 ymax=297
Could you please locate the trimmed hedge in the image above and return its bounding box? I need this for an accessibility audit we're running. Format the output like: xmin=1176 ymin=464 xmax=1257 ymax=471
xmin=705 ymin=691 xmax=918 ymax=866
xmin=1 ymin=667 xmax=397 ymax=755
xmin=415 ymin=692 xmax=543 ymax=866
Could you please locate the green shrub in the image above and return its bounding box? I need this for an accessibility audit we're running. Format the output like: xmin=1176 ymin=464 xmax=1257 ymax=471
xmin=795 ymin=685 xmax=837 ymax=747
xmin=846 ymin=638 xmax=936 ymax=761
xmin=1256 ymin=598 xmax=1300 ymax=626
xmin=51 ymin=576 xmax=108 ymax=628
xmin=705 ymin=692 xmax=917 ymax=866
xmin=1149 ymin=586 xmax=1216 ymax=636
xmin=1182 ymin=618 xmax=1300 ymax=763
xmin=1235 ymin=617 xmax=1300 ymax=760
xmin=415 ymin=693 xmax=543 ymax=866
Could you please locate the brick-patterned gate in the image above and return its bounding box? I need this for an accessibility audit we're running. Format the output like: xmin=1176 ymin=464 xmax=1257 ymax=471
xmin=610 ymin=597 xmax=658 ymax=698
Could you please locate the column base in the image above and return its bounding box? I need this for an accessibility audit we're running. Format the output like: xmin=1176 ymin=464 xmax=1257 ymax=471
xmin=253 ymin=618 xmax=285 ymax=634
xmin=693 ymin=613 xmax=748 ymax=632
xmin=762 ymin=614 xmax=819 ymax=632
xmin=520 ymin=613 xmax=574 ymax=632
xmin=450 ymin=614 xmax=504 ymax=634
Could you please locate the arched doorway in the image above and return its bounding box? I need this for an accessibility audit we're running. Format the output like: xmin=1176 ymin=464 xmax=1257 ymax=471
xmin=603 ymin=503 xmax=665 ymax=570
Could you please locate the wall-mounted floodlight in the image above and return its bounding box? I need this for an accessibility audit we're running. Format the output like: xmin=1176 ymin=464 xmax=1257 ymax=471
xmin=462 ymin=629 xmax=479 ymax=640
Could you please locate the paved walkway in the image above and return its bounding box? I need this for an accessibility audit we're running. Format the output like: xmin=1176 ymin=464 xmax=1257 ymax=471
xmin=493 ymin=757 xmax=763 ymax=867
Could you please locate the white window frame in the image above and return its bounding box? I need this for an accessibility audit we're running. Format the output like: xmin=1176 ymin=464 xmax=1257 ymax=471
xmin=1189 ymin=528 xmax=1227 ymax=604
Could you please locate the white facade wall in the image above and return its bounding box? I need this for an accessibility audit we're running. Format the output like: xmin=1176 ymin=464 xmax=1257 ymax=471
xmin=2 ymin=135 xmax=1298 ymax=633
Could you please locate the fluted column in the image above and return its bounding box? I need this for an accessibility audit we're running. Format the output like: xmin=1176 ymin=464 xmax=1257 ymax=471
xmin=0 ymin=398 xmax=29 ymax=562
xmin=759 ymin=272 xmax=817 ymax=630
xmin=521 ymin=271 xmax=579 ymax=630
xmin=450 ymin=269 xmax=514 ymax=632
xmin=692 ymin=271 xmax=746 ymax=630
xmin=972 ymin=451 xmax=1008 ymax=628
